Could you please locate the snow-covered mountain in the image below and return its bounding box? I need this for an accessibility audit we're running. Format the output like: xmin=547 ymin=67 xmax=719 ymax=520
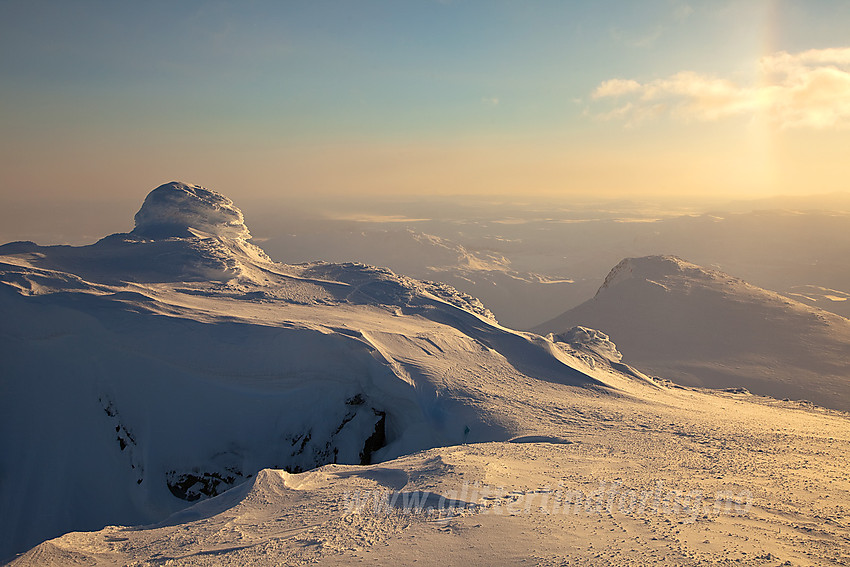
xmin=0 ymin=182 xmax=640 ymax=559
xmin=536 ymin=255 xmax=850 ymax=412
xmin=2 ymin=185 xmax=849 ymax=565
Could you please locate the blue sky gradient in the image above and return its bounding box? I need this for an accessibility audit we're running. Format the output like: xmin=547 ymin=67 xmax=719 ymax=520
xmin=2 ymin=1 xmax=850 ymax=200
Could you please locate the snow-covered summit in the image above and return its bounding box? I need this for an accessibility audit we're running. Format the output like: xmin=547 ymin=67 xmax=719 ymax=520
xmin=597 ymin=255 xmax=719 ymax=295
xmin=1 ymin=182 xmax=645 ymax=559
xmin=4 ymin=189 xmax=849 ymax=564
xmin=0 ymin=182 xmax=276 ymax=284
xmin=538 ymin=255 xmax=850 ymax=411
xmin=0 ymin=182 xmax=501 ymax=320
xmin=133 ymin=182 xmax=251 ymax=240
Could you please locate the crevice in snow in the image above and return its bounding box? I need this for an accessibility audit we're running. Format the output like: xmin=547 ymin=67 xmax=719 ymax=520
xmin=99 ymin=394 xmax=144 ymax=484
xmin=166 ymin=467 xmax=244 ymax=502
xmin=163 ymin=397 xmax=389 ymax=502
xmin=359 ymin=410 xmax=387 ymax=466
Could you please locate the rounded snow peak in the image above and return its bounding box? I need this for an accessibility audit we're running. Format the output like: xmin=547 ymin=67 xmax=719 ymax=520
xmin=598 ymin=255 xmax=687 ymax=291
xmin=133 ymin=182 xmax=250 ymax=240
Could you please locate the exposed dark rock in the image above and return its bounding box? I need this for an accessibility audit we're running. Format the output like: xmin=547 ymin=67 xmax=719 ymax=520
xmin=166 ymin=467 xmax=243 ymax=502
xmin=346 ymin=393 xmax=365 ymax=406
xmin=360 ymin=410 xmax=386 ymax=465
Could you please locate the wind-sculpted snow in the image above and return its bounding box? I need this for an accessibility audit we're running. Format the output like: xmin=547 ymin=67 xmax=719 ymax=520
xmin=4 ymin=187 xmax=848 ymax=565
xmin=550 ymin=326 xmax=622 ymax=362
xmin=0 ymin=182 xmax=627 ymax=560
xmin=11 ymin=420 xmax=850 ymax=566
xmin=133 ymin=181 xmax=251 ymax=240
xmin=299 ymin=262 xmax=495 ymax=320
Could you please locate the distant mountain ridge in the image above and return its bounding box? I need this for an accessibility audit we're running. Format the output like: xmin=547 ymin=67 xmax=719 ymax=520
xmin=536 ymin=255 xmax=850 ymax=411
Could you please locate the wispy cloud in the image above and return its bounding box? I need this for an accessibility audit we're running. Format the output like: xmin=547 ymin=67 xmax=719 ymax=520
xmin=592 ymin=79 xmax=642 ymax=98
xmin=609 ymin=25 xmax=664 ymax=49
xmin=609 ymin=1 xmax=692 ymax=49
xmin=590 ymin=48 xmax=850 ymax=129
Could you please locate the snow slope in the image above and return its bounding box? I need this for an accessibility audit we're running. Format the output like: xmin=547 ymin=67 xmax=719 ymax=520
xmin=10 ymin=388 xmax=850 ymax=566
xmin=259 ymin=224 xmax=585 ymax=330
xmin=0 ymin=182 xmax=633 ymax=560
xmin=3 ymin=186 xmax=849 ymax=565
xmin=536 ymin=255 xmax=850 ymax=412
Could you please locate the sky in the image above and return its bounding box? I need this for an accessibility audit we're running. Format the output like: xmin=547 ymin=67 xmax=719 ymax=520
xmin=2 ymin=0 xmax=850 ymax=208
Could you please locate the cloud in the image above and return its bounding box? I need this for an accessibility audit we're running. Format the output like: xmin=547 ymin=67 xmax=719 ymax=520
xmin=608 ymin=2 xmax=691 ymax=49
xmin=482 ymin=97 xmax=500 ymax=107
xmin=592 ymin=79 xmax=642 ymax=99
xmin=610 ymin=25 xmax=664 ymax=49
xmin=590 ymin=47 xmax=850 ymax=129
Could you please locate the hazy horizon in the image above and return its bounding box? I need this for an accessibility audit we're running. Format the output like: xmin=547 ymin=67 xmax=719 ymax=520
xmin=3 ymin=0 xmax=850 ymax=215
xmin=4 ymin=187 xmax=850 ymax=248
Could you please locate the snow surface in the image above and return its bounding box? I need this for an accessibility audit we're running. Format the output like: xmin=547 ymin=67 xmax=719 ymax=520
xmin=0 ymin=182 xmax=612 ymax=559
xmin=536 ymin=255 xmax=850 ymax=412
xmin=2 ymin=188 xmax=849 ymax=565
xmin=548 ymin=326 xmax=623 ymax=363
xmin=8 ymin=397 xmax=850 ymax=566
xmin=133 ymin=181 xmax=251 ymax=240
